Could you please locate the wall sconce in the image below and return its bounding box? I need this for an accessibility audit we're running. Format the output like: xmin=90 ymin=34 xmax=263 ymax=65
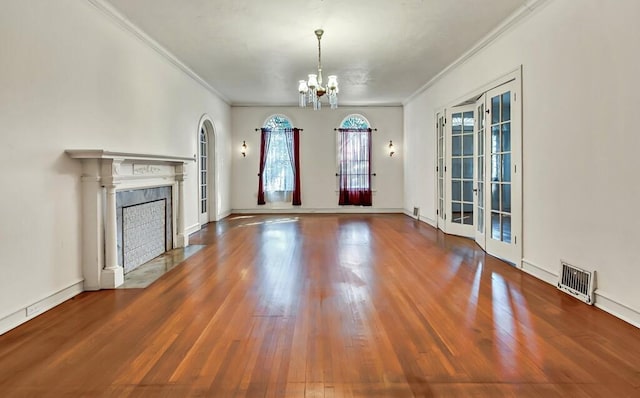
xmin=241 ymin=140 xmax=247 ymax=157
xmin=388 ymin=140 xmax=395 ymax=157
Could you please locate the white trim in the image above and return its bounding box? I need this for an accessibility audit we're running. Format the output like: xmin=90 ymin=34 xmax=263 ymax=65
xmin=418 ymin=215 xmax=437 ymax=227
xmin=521 ymin=259 xmax=640 ymax=329
xmin=218 ymin=209 xmax=232 ymax=220
xmin=232 ymin=208 xmax=404 ymax=214
xmin=522 ymin=259 xmax=558 ymax=285
xmin=0 ymin=281 xmax=84 ymax=336
xmin=186 ymin=223 xmax=201 ymax=236
xmin=403 ymin=0 xmax=551 ymax=105
xmin=85 ymin=0 xmax=230 ymax=104
xmin=594 ymin=290 xmax=640 ymax=329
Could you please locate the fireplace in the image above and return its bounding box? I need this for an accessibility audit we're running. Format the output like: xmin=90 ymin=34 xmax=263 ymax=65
xmin=117 ymin=186 xmax=172 ymax=273
xmin=66 ymin=150 xmax=194 ymax=289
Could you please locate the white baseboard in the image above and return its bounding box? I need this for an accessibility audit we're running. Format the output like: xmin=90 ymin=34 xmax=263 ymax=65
xmin=0 ymin=280 xmax=84 ymax=336
xmin=418 ymin=215 xmax=437 ymax=227
xmin=231 ymin=208 xmax=404 ymax=214
xmin=521 ymin=259 xmax=640 ymax=329
xmin=522 ymin=259 xmax=558 ymax=285
xmin=185 ymin=223 xmax=201 ymax=236
xmin=594 ymin=290 xmax=640 ymax=329
xmin=217 ymin=209 xmax=231 ymax=220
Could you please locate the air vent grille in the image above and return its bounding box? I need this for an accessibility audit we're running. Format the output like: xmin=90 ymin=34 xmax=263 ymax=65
xmin=557 ymin=261 xmax=595 ymax=305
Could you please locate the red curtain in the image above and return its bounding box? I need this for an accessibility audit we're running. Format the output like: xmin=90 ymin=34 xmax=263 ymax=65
xmin=338 ymin=128 xmax=372 ymax=206
xmin=285 ymin=128 xmax=302 ymax=206
xmin=257 ymin=128 xmax=271 ymax=205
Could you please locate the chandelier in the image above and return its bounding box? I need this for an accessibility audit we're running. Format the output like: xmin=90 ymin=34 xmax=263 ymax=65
xmin=298 ymin=29 xmax=339 ymax=110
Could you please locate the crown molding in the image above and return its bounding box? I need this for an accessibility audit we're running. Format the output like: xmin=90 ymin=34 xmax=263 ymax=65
xmin=86 ymin=0 xmax=230 ymax=105
xmin=403 ymin=0 xmax=552 ymax=105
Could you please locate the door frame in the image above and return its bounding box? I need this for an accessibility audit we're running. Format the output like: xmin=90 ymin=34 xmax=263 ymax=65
xmin=197 ymin=114 xmax=217 ymax=225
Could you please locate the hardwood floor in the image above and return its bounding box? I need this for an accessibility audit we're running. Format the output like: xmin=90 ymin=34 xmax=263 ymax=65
xmin=1 ymin=214 xmax=639 ymax=397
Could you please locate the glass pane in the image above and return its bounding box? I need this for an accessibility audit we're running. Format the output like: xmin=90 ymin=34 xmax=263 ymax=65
xmin=502 ymin=215 xmax=512 ymax=243
xmin=463 ymin=112 xmax=474 ymax=132
xmin=501 ymin=123 xmax=511 ymax=152
xmin=463 ymin=157 xmax=473 ymax=179
xmin=477 ymin=131 xmax=484 ymax=156
xmin=438 ymin=158 xmax=443 ymax=177
xmin=438 ymin=178 xmax=443 ymax=198
xmin=491 ymin=126 xmax=500 ymax=153
xmin=452 ymin=181 xmax=461 ymax=201
xmin=501 ymin=184 xmax=511 ymax=213
xmin=452 ymin=158 xmax=462 ymax=178
xmin=478 ymin=157 xmax=484 ymax=180
xmin=491 ymin=183 xmax=500 ymax=211
xmin=463 ymin=204 xmax=473 ymax=225
xmin=201 ymin=200 xmax=206 ymax=213
xmin=491 ymin=155 xmax=500 ymax=181
xmin=491 ymin=212 xmax=501 ymax=240
xmin=452 ymin=202 xmax=462 ymax=224
xmin=478 ymin=208 xmax=484 ymax=232
xmin=463 ymin=181 xmax=473 ymax=202
xmin=502 ymin=154 xmax=511 ymax=182
xmin=478 ymin=182 xmax=484 ymax=207
xmin=491 ymin=96 xmax=500 ymax=124
xmin=463 ymin=134 xmax=474 ymax=156
xmin=439 ymin=199 xmax=444 ymax=215
xmin=201 ymin=171 xmax=206 ymax=183
xmin=452 ymin=113 xmax=462 ymax=133
xmin=501 ymin=92 xmax=511 ymax=122
xmin=452 ymin=136 xmax=462 ymax=156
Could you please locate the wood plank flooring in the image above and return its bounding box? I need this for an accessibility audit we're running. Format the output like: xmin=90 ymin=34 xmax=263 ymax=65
xmin=1 ymin=214 xmax=639 ymax=397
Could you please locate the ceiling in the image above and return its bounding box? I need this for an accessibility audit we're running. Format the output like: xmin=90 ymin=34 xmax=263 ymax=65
xmin=104 ymin=0 xmax=528 ymax=106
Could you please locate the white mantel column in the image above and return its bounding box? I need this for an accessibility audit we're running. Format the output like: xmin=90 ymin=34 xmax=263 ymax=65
xmin=175 ymin=164 xmax=188 ymax=248
xmin=100 ymin=159 xmax=125 ymax=289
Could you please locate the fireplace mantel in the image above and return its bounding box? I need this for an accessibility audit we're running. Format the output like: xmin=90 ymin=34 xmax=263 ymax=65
xmin=66 ymin=150 xmax=195 ymax=289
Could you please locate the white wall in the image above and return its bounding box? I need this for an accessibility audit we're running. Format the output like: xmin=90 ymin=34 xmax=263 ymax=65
xmin=404 ymin=0 xmax=640 ymax=325
xmin=0 ymin=0 xmax=231 ymax=332
xmin=231 ymin=107 xmax=404 ymax=212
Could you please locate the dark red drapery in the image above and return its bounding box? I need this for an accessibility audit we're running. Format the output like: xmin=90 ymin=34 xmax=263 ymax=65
xmin=338 ymin=128 xmax=372 ymax=206
xmin=285 ymin=128 xmax=302 ymax=206
xmin=257 ymin=127 xmax=301 ymax=206
xmin=257 ymin=128 xmax=271 ymax=205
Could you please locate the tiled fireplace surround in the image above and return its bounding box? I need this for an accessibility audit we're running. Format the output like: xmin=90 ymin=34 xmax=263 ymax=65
xmin=66 ymin=150 xmax=194 ymax=289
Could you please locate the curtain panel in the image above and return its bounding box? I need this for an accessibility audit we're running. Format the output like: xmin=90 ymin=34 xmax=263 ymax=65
xmin=257 ymin=127 xmax=302 ymax=206
xmin=338 ymin=128 xmax=372 ymax=206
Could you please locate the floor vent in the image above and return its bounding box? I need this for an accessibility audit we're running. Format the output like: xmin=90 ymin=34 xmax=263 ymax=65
xmin=413 ymin=207 xmax=419 ymax=218
xmin=557 ymin=261 xmax=595 ymax=305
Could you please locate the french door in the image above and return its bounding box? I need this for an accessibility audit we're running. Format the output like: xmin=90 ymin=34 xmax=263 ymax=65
xmin=482 ymin=81 xmax=521 ymax=265
xmin=474 ymin=94 xmax=487 ymax=250
xmin=446 ymin=105 xmax=475 ymax=237
xmin=436 ymin=112 xmax=446 ymax=229
xmin=198 ymin=126 xmax=209 ymax=225
xmin=440 ymin=78 xmax=521 ymax=266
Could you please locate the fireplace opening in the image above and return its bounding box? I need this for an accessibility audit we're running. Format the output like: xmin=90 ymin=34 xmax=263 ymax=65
xmin=116 ymin=186 xmax=172 ymax=274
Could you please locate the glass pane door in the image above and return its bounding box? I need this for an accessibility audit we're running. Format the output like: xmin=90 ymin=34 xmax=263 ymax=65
xmin=474 ymin=94 xmax=486 ymax=250
xmin=437 ymin=112 xmax=446 ymax=229
xmin=484 ymin=80 xmax=521 ymax=265
xmin=446 ymin=105 xmax=475 ymax=238
xmin=199 ymin=126 xmax=209 ymax=225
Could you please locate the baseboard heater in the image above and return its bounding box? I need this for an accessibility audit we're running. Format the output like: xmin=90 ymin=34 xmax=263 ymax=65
xmin=557 ymin=261 xmax=596 ymax=305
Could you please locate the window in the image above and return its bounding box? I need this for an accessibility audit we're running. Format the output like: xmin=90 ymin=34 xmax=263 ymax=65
xmin=258 ymin=115 xmax=302 ymax=205
xmin=337 ymin=115 xmax=372 ymax=206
